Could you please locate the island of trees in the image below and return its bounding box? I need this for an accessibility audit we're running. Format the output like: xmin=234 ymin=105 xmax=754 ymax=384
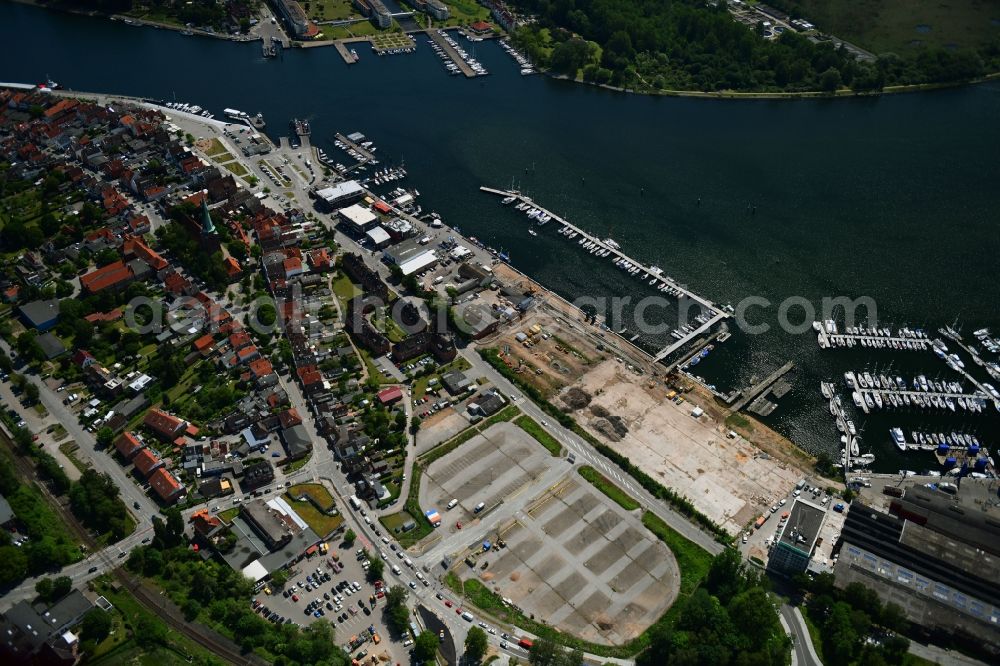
xmin=509 ymin=0 xmax=1000 ymax=93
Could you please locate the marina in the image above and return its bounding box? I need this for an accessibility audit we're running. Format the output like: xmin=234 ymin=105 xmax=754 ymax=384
xmin=427 ymin=30 xmax=486 ymax=78
xmin=815 ymin=323 xmax=931 ymax=351
xmin=844 ymin=370 xmax=992 ymax=415
xmin=481 ymin=186 xmax=731 ymax=363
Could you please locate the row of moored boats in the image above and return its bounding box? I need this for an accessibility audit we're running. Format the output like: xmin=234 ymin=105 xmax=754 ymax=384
xmin=166 ymin=102 xmax=213 ymax=118
xmin=498 ymin=39 xmax=535 ymax=75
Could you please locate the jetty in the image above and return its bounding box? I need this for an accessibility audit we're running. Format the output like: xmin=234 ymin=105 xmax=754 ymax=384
xmin=480 ymin=186 xmax=730 ymax=362
xmin=729 ymin=361 xmax=795 ymax=412
xmin=427 ymin=30 xmax=476 ymax=77
xmin=817 ymin=329 xmax=931 ymax=351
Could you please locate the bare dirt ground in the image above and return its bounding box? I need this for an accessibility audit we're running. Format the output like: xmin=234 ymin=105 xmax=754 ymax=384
xmin=559 ymin=359 xmax=805 ymax=535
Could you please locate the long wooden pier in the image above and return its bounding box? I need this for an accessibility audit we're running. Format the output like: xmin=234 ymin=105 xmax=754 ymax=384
xmin=427 ymin=31 xmax=477 ymax=78
xmin=480 ymin=186 xmax=730 ymax=363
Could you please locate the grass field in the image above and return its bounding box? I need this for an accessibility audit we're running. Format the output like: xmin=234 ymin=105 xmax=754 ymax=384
xmin=578 ymin=466 xmax=640 ymax=510
xmin=641 ymin=512 xmax=713 ymax=598
xmin=514 ymin=414 xmax=563 ymax=456
xmin=306 ymin=0 xmax=360 ymax=22
xmin=790 ymin=0 xmax=1000 ymax=53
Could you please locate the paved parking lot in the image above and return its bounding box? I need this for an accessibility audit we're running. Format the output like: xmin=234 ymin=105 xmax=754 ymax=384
xmin=250 ymin=545 xmax=407 ymax=662
xmin=420 ymin=422 xmax=553 ymax=523
xmin=456 ymin=475 xmax=680 ymax=645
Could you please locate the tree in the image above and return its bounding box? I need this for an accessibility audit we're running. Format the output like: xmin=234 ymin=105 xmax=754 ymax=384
xmin=385 ymin=584 xmax=407 ymax=609
xmin=410 ymin=416 xmax=422 ymax=434
xmin=821 ymin=67 xmax=843 ymax=92
xmin=80 ymin=608 xmax=112 ymax=642
xmin=464 ymin=626 xmax=488 ymax=663
xmin=35 ymin=577 xmax=53 ymax=601
xmin=344 ymin=528 xmax=356 ymax=545
xmin=95 ymin=427 xmax=114 ymax=449
xmin=412 ymin=630 xmax=438 ymax=664
xmin=366 ymin=556 xmax=384 ymax=582
xmin=24 ymin=381 xmax=39 ymax=404
xmin=270 ymin=568 xmax=289 ymax=588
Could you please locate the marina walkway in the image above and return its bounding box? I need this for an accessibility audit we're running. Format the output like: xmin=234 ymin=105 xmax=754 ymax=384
xmin=818 ymin=329 xmax=930 ymax=350
xmin=427 ymin=31 xmax=476 ymax=77
xmin=480 ymin=186 xmax=729 ymax=363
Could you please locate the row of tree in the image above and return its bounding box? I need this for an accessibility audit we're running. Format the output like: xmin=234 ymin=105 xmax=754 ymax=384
xmin=509 ymin=0 xmax=999 ymax=92
xmin=797 ymin=572 xmax=910 ymax=666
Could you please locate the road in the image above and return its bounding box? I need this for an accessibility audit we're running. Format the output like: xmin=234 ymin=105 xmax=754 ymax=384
xmin=780 ymin=605 xmax=822 ymax=666
xmin=0 ymin=340 xmax=159 ymax=608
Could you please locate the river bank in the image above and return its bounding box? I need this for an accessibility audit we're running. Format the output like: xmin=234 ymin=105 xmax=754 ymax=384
xmin=542 ymin=69 xmax=1000 ymax=101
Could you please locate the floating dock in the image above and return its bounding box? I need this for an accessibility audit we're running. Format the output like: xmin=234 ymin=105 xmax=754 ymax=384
xmin=480 ymin=186 xmax=730 ymax=363
xmin=818 ymin=329 xmax=930 ymax=351
xmin=427 ymin=31 xmax=477 ymax=77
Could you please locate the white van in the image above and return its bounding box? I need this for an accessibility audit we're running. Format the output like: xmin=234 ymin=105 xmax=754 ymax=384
xmin=474 ymin=502 xmax=485 ymax=514
xmin=392 ymin=564 xmax=401 ymax=575
xmin=461 ymin=611 xmax=474 ymax=622
xmin=404 ymin=557 xmax=413 ymax=568
xmin=349 ymin=496 xmax=360 ymax=511
xmin=446 ymin=498 xmax=458 ymax=510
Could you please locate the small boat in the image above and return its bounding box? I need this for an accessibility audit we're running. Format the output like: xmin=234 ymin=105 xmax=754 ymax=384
xmin=890 ymin=427 xmax=906 ymax=452
xmin=527 ymin=229 xmax=537 ymax=236
xmin=501 ymin=196 xmax=516 ymax=205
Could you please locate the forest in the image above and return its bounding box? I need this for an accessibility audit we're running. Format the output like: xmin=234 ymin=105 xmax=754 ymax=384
xmin=508 ymin=0 xmax=999 ymax=93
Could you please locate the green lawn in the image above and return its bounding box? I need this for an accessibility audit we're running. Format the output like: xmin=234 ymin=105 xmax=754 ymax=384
xmin=442 ymin=0 xmax=490 ymax=24
xmin=578 ymin=466 xmax=639 ymax=510
xmin=218 ymin=507 xmax=239 ymax=523
xmin=306 ymin=0 xmax=360 ymax=22
xmin=514 ymin=414 xmax=563 ymax=456
xmin=641 ymin=512 xmax=713 ymax=597
xmin=288 ymin=482 xmax=337 ymax=511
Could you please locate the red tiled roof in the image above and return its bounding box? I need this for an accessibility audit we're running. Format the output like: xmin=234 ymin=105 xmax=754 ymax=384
xmin=378 ymin=386 xmax=403 ymax=404
xmin=236 ymin=345 xmax=258 ymax=361
xmin=193 ymin=334 xmax=215 ymax=353
xmin=80 ymin=260 xmax=133 ymax=293
xmin=229 ymin=330 xmax=251 ymax=350
xmin=143 ymin=408 xmax=186 ymax=439
xmin=224 ymin=256 xmax=241 ymax=276
xmin=190 ymin=509 xmax=222 ymax=534
xmin=249 ymin=358 xmax=273 ymax=378
xmin=114 ymin=432 xmax=143 ymax=459
xmin=149 ymin=467 xmax=183 ymax=502
xmin=283 ymin=257 xmax=302 ymax=275
xmin=84 ymin=307 xmax=123 ymax=323
xmin=125 ymin=236 xmax=168 ymax=271
xmin=132 ymin=447 xmax=163 ymax=477
xmin=278 ymin=408 xmax=302 ymax=430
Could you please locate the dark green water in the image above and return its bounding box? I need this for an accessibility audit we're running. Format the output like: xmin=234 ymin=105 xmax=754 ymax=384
xmin=3 ymin=2 xmax=999 ymax=465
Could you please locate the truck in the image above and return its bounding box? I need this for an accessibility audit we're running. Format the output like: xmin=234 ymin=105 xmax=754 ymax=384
xmin=754 ymin=515 xmax=767 ymax=530
xmin=518 ymin=638 xmax=534 ymax=650
xmin=461 ymin=611 xmax=474 ymax=622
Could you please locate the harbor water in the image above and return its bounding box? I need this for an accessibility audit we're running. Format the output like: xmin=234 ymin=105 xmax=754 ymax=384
xmin=2 ymin=2 xmax=999 ymax=468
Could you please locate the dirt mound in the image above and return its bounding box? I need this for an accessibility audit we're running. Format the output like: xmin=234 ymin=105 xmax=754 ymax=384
xmin=589 ymin=404 xmax=610 ymax=419
xmin=595 ymin=614 xmax=615 ymax=631
xmin=481 ymin=572 xmax=494 ymax=581
xmin=562 ymin=387 xmax=592 ymax=410
xmin=590 ymin=418 xmax=622 ymax=442
xmin=509 ymin=571 xmax=521 ymax=582
xmin=607 ymin=415 xmax=629 ymax=437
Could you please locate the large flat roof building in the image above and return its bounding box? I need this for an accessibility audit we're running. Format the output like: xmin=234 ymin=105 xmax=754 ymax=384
xmin=338 ymin=203 xmax=378 ymax=232
xmin=767 ymin=498 xmax=827 ymax=575
xmin=834 ymin=499 xmax=1000 ymax=654
xmin=317 ymin=181 xmax=364 ymax=208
